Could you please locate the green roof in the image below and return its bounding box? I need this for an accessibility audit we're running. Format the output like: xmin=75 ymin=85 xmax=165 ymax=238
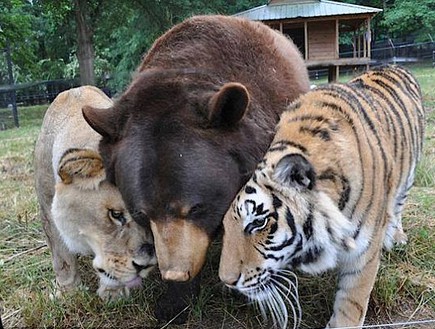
xmin=234 ymin=0 xmax=382 ymax=21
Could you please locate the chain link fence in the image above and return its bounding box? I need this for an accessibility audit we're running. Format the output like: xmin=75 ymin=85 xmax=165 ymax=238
xmin=309 ymin=40 xmax=435 ymax=80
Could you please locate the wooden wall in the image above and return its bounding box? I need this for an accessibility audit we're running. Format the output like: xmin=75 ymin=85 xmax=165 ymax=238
xmin=307 ymin=20 xmax=337 ymax=60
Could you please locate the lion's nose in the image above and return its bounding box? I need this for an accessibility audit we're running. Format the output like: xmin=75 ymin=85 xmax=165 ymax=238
xmin=140 ymin=243 xmax=155 ymax=257
xmin=132 ymin=261 xmax=151 ymax=273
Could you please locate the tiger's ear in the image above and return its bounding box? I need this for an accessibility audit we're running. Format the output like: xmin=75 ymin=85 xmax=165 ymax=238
xmin=82 ymin=105 xmax=118 ymax=140
xmin=273 ymin=154 xmax=316 ymax=190
xmin=58 ymin=148 xmax=106 ymax=190
xmin=208 ymin=82 xmax=250 ymax=127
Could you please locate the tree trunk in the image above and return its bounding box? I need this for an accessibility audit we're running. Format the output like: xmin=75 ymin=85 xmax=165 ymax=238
xmin=74 ymin=0 xmax=95 ymax=85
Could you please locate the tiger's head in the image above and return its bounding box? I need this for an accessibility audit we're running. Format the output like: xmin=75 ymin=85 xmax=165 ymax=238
xmin=219 ymin=151 xmax=355 ymax=327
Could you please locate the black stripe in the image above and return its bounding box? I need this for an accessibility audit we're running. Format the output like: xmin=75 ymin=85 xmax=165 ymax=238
xmin=299 ymin=126 xmax=331 ymax=141
xmin=318 ymin=91 xmax=366 ymax=219
xmin=288 ymin=236 xmax=304 ymax=266
xmin=302 ymin=245 xmax=324 ymax=264
xmin=285 ymin=207 xmax=296 ymax=235
xmin=255 ymin=245 xmax=285 ymax=262
xmin=330 ymin=84 xmax=377 ymax=134
xmin=287 ymin=114 xmax=339 ymax=131
xmin=342 ymin=84 xmax=390 ymax=179
xmin=372 ymin=70 xmax=414 ymax=100
xmin=371 ymin=77 xmax=417 ymax=156
xmin=272 ymin=194 xmax=283 ymax=209
xmin=269 ymin=221 xmax=278 ymax=235
xmin=380 ymin=66 xmax=421 ymax=101
xmin=268 ymin=140 xmax=308 ymax=154
xmin=303 ymin=204 xmax=314 ymax=240
xmin=351 ymin=77 xmax=404 ymax=170
xmin=265 ymin=234 xmax=297 ymax=251
xmin=345 ymin=297 xmax=364 ymax=321
xmin=338 ymin=307 xmax=354 ymax=321
xmin=338 ymin=175 xmax=351 ymax=211
xmin=245 ymin=185 xmax=256 ymax=194
xmin=318 ymin=168 xmax=337 ymax=181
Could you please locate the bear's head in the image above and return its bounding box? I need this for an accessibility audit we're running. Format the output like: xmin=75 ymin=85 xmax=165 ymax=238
xmin=83 ymin=69 xmax=260 ymax=281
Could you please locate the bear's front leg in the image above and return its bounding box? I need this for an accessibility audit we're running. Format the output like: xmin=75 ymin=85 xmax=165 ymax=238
xmin=155 ymin=273 xmax=201 ymax=325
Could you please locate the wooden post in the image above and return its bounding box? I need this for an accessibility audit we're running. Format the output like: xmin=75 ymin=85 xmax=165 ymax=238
xmin=304 ymin=21 xmax=308 ymax=60
xmin=328 ymin=66 xmax=338 ymax=82
xmin=335 ymin=19 xmax=339 ymax=59
xmin=353 ymin=30 xmax=356 ymax=58
xmin=367 ymin=18 xmax=371 ymax=60
xmin=279 ymin=22 xmax=283 ymax=33
xmin=363 ymin=28 xmax=367 ymax=58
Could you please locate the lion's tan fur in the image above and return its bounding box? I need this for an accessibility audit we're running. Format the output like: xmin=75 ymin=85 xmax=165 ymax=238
xmin=35 ymin=86 xmax=156 ymax=300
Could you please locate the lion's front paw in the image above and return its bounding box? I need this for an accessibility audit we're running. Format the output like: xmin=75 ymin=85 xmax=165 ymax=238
xmin=97 ymin=285 xmax=130 ymax=302
xmin=50 ymin=278 xmax=83 ymax=300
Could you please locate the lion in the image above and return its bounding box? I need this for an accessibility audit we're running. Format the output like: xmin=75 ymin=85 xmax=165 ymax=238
xmin=34 ymin=86 xmax=157 ymax=300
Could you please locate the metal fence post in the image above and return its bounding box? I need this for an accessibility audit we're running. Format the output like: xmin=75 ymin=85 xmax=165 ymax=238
xmin=5 ymin=41 xmax=19 ymax=128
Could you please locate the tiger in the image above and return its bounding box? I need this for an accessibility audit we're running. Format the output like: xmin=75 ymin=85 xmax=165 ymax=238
xmin=219 ymin=65 xmax=425 ymax=328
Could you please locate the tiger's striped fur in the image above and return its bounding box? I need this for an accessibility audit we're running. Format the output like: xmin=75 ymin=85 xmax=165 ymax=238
xmin=219 ymin=65 xmax=425 ymax=328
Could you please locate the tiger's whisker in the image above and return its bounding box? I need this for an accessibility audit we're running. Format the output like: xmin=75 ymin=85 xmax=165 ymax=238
xmin=270 ymin=285 xmax=288 ymax=329
xmin=272 ymin=278 xmax=300 ymax=329
xmin=273 ymin=272 xmax=301 ymax=316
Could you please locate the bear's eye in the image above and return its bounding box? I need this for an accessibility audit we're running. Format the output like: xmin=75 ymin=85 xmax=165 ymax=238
xmin=188 ymin=203 xmax=205 ymax=218
xmin=108 ymin=209 xmax=127 ymax=225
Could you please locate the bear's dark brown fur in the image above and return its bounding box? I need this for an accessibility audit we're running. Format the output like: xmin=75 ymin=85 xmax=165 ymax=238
xmin=83 ymin=14 xmax=309 ymax=322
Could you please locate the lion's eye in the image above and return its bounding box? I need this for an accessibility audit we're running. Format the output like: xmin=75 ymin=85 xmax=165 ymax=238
xmin=109 ymin=209 xmax=127 ymax=225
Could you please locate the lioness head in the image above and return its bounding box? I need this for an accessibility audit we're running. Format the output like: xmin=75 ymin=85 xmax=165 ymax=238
xmin=52 ymin=148 xmax=157 ymax=289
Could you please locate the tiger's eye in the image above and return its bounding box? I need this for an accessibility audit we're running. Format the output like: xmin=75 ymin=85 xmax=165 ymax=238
xmin=253 ymin=218 xmax=266 ymax=228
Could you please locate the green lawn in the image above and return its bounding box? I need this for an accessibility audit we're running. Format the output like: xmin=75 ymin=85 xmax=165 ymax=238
xmin=0 ymin=64 xmax=434 ymax=328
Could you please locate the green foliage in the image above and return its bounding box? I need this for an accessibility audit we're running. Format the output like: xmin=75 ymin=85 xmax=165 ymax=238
xmin=382 ymin=0 xmax=435 ymax=41
xmin=0 ymin=0 xmax=38 ymax=83
xmin=93 ymin=0 xmax=265 ymax=91
xmin=2 ymin=0 xmax=435 ymax=90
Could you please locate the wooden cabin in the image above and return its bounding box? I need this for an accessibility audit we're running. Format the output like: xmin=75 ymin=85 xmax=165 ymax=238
xmin=235 ymin=0 xmax=382 ymax=81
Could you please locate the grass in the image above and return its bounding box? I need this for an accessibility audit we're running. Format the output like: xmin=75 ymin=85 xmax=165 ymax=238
xmin=1 ymin=64 xmax=434 ymax=328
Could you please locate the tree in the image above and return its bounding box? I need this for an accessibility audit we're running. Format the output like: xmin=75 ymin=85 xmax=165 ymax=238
xmin=74 ymin=0 xmax=95 ymax=85
xmin=0 ymin=0 xmax=37 ymax=83
xmin=383 ymin=0 xmax=435 ymax=41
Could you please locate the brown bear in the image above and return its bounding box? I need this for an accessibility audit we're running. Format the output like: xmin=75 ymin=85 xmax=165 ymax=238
xmin=83 ymin=15 xmax=309 ymax=323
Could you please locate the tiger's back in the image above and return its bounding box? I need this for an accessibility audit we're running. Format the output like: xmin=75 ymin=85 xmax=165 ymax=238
xmin=219 ymin=65 xmax=425 ymax=328
xmin=275 ymin=65 xmax=425 ymax=250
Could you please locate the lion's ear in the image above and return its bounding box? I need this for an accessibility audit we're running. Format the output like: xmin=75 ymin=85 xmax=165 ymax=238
xmin=58 ymin=148 xmax=106 ymax=190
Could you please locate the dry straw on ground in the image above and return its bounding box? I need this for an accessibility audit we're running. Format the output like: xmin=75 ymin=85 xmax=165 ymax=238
xmin=0 ymin=64 xmax=434 ymax=328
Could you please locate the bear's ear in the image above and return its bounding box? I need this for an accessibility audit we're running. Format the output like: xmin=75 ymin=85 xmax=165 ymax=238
xmin=273 ymin=154 xmax=316 ymax=190
xmin=58 ymin=148 xmax=106 ymax=190
xmin=82 ymin=105 xmax=118 ymax=140
xmin=208 ymin=82 xmax=250 ymax=127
